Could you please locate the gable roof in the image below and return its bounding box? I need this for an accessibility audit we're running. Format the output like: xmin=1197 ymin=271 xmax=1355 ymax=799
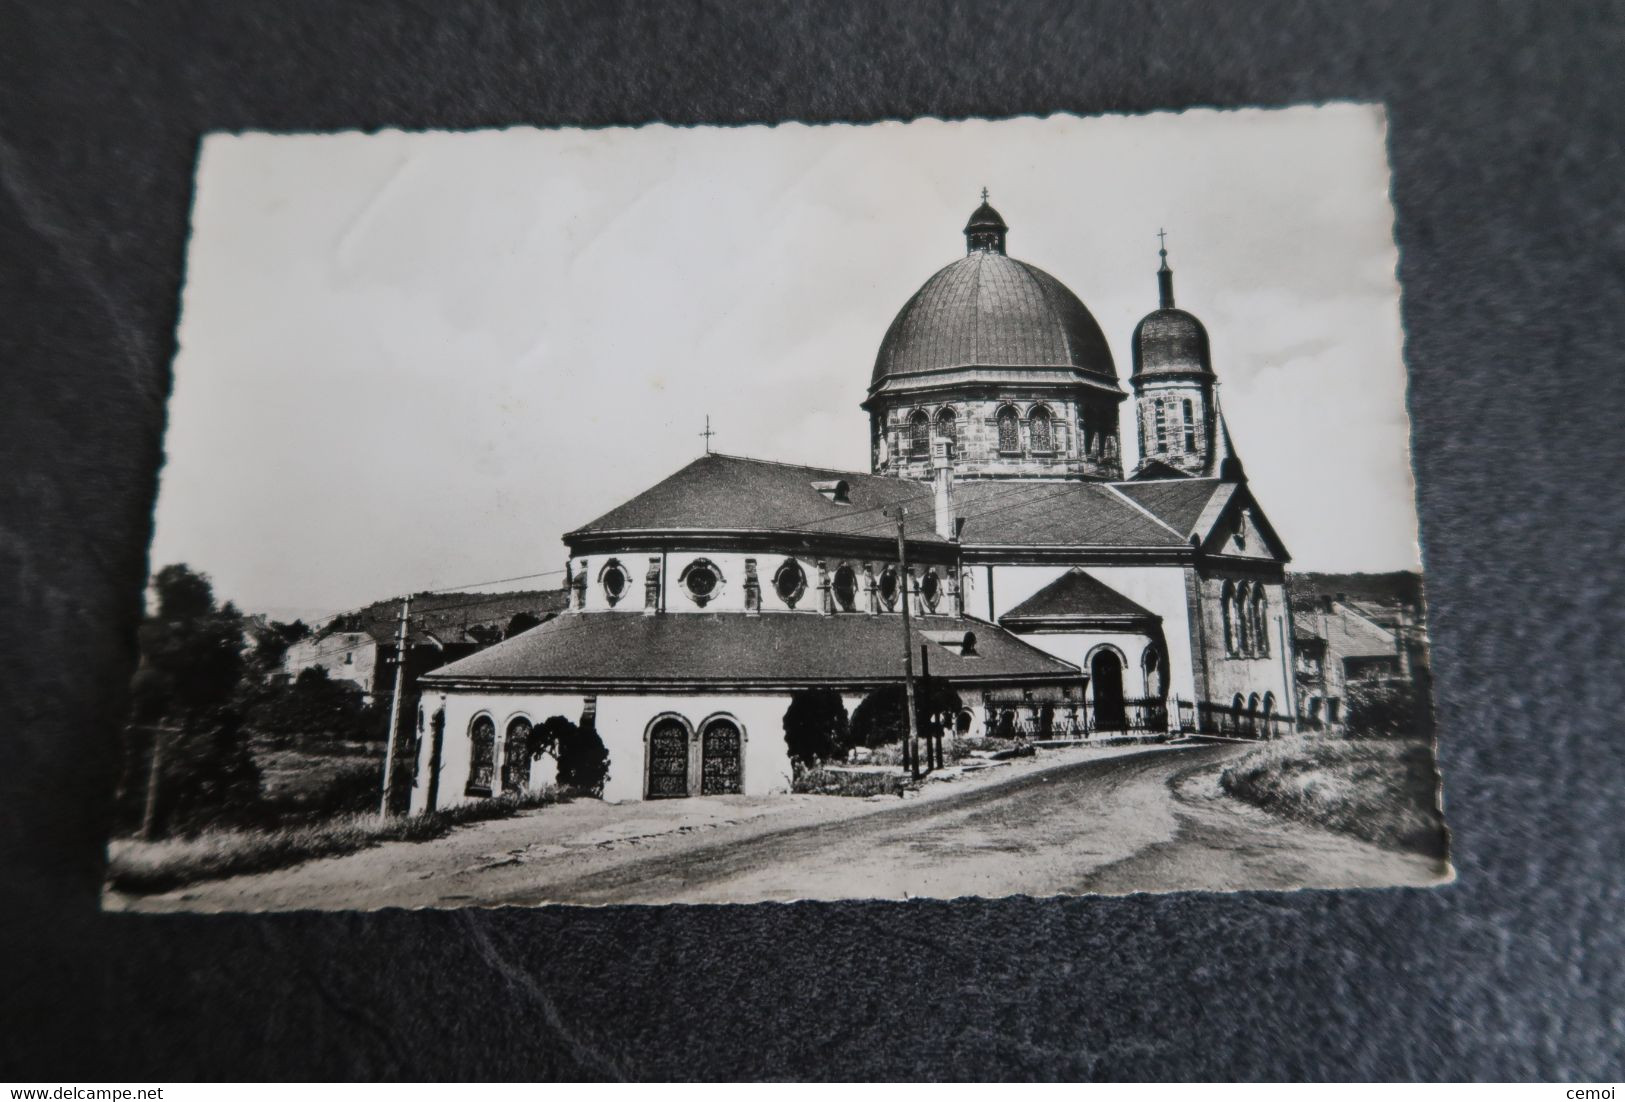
xmin=568 ymin=453 xmax=947 ymax=545
xmin=1110 ymin=478 xmax=1226 ymax=539
xmin=999 ymin=569 xmax=1159 ymax=630
xmin=954 ymin=480 xmax=1188 ymax=549
xmin=420 ymin=611 xmax=1079 ymax=690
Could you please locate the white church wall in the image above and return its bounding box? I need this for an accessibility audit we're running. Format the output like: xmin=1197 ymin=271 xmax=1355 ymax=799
xmin=572 ymin=549 xmax=959 ymax=616
xmin=986 ymin=563 xmax=1199 ymax=704
xmin=414 ymin=687 xmax=798 ymax=808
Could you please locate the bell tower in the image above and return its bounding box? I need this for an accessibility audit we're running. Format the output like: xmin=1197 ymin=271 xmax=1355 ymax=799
xmin=1130 ymin=234 xmax=1220 ymax=479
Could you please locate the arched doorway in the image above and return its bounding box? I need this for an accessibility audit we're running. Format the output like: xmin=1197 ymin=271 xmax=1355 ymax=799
xmin=700 ymin=717 xmax=743 ymax=795
xmin=646 ymin=716 xmax=690 ymax=799
xmin=502 ymin=717 xmax=532 ymax=794
xmin=1090 ymin=650 xmax=1127 ymax=731
xmin=1262 ymin=692 xmax=1277 ymax=739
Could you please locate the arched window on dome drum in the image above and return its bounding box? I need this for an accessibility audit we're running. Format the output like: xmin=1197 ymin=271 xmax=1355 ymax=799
xmin=1029 ymin=405 xmax=1054 ymax=453
xmin=996 ymin=406 xmax=1020 ymax=454
xmin=1182 ymin=398 xmax=1196 ymax=452
xmin=1154 ymin=399 xmax=1168 ymax=453
xmin=908 ymin=410 xmax=930 ymax=456
xmin=1221 ymin=580 xmax=1236 ymax=656
xmin=934 ymin=407 xmax=957 ymax=449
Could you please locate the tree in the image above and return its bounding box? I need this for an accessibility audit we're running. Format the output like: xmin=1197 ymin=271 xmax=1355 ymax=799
xmin=526 ymin=715 xmax=610 ymax=798
xmin=782 ymin=689 xmax=851 ymax=769
xmin=849 ymin=677 xmax=961 ymax=749
xmin=466 ymin=623 xmax=503 ymax=646
xmin=123 ymin=565 xmax=261 ymax=837
xmin=249 ymin=618 xmax=311 ymax=673
xmin=247 ymin=665 xmax=383 ymax=744
xmin=505 ymin=611 xmax=542 ymax=638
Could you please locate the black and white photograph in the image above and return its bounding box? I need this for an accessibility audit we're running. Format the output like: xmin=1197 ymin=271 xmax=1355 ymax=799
xmin=105 ymin=105 xmax=1450 ymax=912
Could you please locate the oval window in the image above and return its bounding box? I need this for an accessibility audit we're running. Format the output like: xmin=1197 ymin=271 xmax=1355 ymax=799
xmin=683 ymin=560 xmax=721 ymax=605
xmin=601 ymin=561 xmax=628 ymax=604
xmin=920 ymin=570 xmax=941 ymax=610
xmin=878 ymin=566 xmax=899 ymax=608
xmin=832 ymin=565 xmax=857 ymax=611
xmin=773 ymin=559 xmax=807 ymax=606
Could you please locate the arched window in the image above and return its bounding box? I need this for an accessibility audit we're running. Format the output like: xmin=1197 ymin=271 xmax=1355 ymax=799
xmin=503 ymin=717 xmax=532 ymax=793
xmin=997 ymin=406 xmax=1021 ymax=454
xmin=1029 ymin=405 xmax=1054 ymax=453
xmin=773 ymin=558 xmax=807 ymax=607
xmin=1235 ymin=582 xmax=1252 ymax=656
xmin=466 ymin=715 xmax=496 ymax=796
xmin=1182 ymin=398 xmax=1196 ymax=452
xmin=832 ymin=565 xmax=857 ymax=612
xmin=1262 ymin=692 xmax=1276 ymax=737
xmin=1247 ymin=693 xmax=1261 ymax=736
xmin=1253 ymin=587 xmax=1270 ymax=657
xmin=1221 ymin=580 xmax=1236 ymax=656
xmin=908 ymin=410 xmax=930 ymax=456
xmin=935 ymin=407 xmax=957 ymax=448
xmin=1154 ymin=399 xmax=1168 ymax=453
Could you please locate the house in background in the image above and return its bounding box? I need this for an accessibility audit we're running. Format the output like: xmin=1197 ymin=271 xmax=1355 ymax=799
xmin=280 ymin=588 xmax=569 ymax=702
xmin=1289 ymin=571 xmax=1429 ymax=728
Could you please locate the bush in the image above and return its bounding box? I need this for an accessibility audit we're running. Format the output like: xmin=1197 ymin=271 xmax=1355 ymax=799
xmin=849 ymin=677 xmax=961 ymax=749
xmin=149 ymin=708 xmax=264 ymax=836
xmin=533 ymin=715 xmax=611 ymax=798
xmin=1220 ymin=735 xmax=1447 ymax=858
xmin=247 ymin=666 xmax=385 ymax=745
xmin=791 ymin=767 xmax=906 ymax=798
xmin=1345 ymin=683 xmax=1432 ymax=738
xmin=783 ymin=689 xmax=852 ymax=769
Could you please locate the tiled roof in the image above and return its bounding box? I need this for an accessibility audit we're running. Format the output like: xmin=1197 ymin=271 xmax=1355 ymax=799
xmin=955 ymin=480 xmax=1188 ymax=548
xmin=1000 ymin=569 xmax=1158 ymax=625
xmin=421 ymin=611 xmax=1079 ymax=689
xmin=569 ymin=453 xmax=947 ymax=544
xmin=871 ymin=251 xmax=1117 ymax=388
xmin=1109 ymin=478 xmax=1225 ymax=538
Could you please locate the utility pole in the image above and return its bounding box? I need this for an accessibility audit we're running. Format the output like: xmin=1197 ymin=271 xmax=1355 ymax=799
xmin=887 ymin=507 xmax=921 ymax=781
xmin=380 ymin=595 xmax=412 ymax=818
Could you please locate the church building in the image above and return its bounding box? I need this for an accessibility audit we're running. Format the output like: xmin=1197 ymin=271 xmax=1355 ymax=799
xmin=410 ymin=198 xmax=1297 ymax=810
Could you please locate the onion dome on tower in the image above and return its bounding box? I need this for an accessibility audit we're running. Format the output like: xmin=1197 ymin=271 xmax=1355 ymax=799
xmin=1129 ymin=233 xmax=1232 ymax=480
xmin=865 ymin=192 xmax=1125 ymax=482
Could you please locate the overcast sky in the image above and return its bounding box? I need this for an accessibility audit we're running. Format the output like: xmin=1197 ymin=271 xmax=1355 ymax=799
xmin=150 ymin=105 xmax=1421 ymax=620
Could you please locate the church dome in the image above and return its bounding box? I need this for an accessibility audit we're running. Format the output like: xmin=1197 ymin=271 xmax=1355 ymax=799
xmin=1131 ymin=307 xmax=1212 ymax=379
xmin=1131 ymin=247 xmax=1214 ymax=380
xmin=870 ymin=205 xmax=1117 ymax=390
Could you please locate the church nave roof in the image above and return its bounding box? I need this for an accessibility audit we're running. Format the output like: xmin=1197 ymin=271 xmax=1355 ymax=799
xmin=420 ymin=609 xmax=1079 ymax=690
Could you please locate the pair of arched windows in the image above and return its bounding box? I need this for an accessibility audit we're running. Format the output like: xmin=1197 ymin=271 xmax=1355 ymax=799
xmin=1221 ymin=580 xmax=1271 ymax=658
xmin=907 ymin=408 xmax=959 ymax=456
xmin=466 ymin=714 xmax=534 ymax=797
xmin=1151 ymin=397 xmax=1201 ymax=455
xmin=994 ymin=404 xmax=1054 ymax=454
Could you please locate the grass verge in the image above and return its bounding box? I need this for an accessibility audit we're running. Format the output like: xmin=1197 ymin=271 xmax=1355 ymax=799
xmin=1219 ymin=736 xmax=1447 ymax=858
xmin=106 ymin=788 xmax=562 ymax=895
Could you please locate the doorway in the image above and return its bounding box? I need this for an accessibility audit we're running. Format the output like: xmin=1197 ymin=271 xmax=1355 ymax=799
xmin=1090 ymin=650 xmax=1127 ymax=731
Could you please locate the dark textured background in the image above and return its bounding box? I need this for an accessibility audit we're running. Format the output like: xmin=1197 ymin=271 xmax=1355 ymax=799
xmin=3 ymin=0 xmax=1622 ymax=1081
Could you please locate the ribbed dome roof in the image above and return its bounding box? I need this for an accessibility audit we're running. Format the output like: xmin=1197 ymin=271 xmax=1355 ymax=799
xmin=1131 ymin=308 xmax=1213 ymax=379
xmin=871 ymin=251 xmax=1118 ymax=389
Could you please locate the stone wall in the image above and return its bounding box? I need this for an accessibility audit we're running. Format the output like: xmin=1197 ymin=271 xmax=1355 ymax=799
xmin=872 ymin=390 xmax=1123 ymax=480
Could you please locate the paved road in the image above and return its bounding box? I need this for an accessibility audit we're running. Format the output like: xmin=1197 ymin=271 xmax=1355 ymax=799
xmin=489 ymin=743 xmax=1446 ymax=906
xmin=114 ymin=743 xmax=1447 ymax=912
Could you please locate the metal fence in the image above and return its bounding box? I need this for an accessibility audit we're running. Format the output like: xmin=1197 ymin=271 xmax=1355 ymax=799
xmin=984 ymin=697 xmax=1170 ymax=739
